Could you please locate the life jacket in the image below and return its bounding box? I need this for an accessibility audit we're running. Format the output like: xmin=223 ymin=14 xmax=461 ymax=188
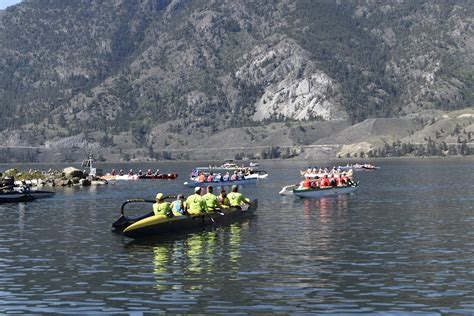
xmin=303 ymin=179 xmax=311 ymax=188
xmin=197 ymin=174 xmax=206 ymax=182
xmin=207 ymin=175 xmax=214 ymax=182
xmin=336 ymin=177 xmax=343 ymax=186
xmin=320 ymin=178 xmax=330 ymax=187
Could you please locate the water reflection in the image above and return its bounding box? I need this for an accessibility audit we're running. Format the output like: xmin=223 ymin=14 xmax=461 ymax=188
xmin=228 ymin=224 xmax=242 ymax=271
xmin=18 ymin=203 xmax=27 ymax=232
xmin=302 ymin=195 xmax=349 ymax=219
xmin=127 ymin=226 xmax=245 ymax=294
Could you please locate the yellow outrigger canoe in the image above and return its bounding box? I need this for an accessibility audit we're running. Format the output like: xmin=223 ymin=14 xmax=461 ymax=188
xmin=112 ymin=199 xmax=258 ymax=239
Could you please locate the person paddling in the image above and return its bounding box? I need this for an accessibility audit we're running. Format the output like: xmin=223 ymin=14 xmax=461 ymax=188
xmin=218 ymin=189 xmax=230 ymax=208
xmin=203 ymin=185 xmax=221 ymax=212
xmin=320 ymin=175 xmax=331 ymax=188
xmin=185 ymin=187 xmax=207 ymax=216
xmin=153 ymin=193 xmax=172 ymax=218
xmin=197 ymin=172 xmax=206 ymax=182
xmin=227 ymin=185 xmax=250 ymax=208
xmin=170 ymin=194 xmax=187 ymax=216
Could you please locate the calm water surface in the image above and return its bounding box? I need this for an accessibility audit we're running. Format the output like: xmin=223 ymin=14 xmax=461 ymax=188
xmin=1 ymin=159 xmax=474 ymax=314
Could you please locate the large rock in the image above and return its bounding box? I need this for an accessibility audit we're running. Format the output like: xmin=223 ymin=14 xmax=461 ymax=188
xmin=4 ymin=168 xmax=19 ymax=177
xmin=236 ymin=39 xmax=349 ymax=122
xmin=63 ymin=167 xmax=84 ymax=179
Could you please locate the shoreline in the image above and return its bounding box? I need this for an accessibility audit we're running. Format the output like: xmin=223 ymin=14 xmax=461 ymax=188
xmin=1 ymin=155 xmax=473 ymax=168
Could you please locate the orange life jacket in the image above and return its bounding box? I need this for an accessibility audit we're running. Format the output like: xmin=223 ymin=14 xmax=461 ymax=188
xmin=320 ymin=178 xmax=330 ymax=187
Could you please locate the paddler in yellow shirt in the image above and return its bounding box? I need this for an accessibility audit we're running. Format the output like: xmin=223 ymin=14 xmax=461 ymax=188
xmin=153 ymin=193 xmax=172 ymax=218
xmin=185 ymin=187 xmax=207 ymax=216
xmin=203 ymin=185 xmax=221 ymax=212
xmin=227 ymin=185 xmax=250 ymax=209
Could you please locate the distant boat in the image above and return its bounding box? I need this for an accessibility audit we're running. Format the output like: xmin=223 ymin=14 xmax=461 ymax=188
xmin=249 ymin=162 xmax=259 ymax=167
xmin=0 ymin=189 xmax=55 ymax=203
xmin=184 ymin=178 xmax=258 ymax=187
xmin=279 ymin=183 xmax=359 ymax=197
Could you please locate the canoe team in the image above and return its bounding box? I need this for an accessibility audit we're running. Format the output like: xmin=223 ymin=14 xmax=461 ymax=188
xmin=299 ymin=173 xmax=354 ymax=189
xmin=192 ymin=170 xmax=249 ymax=182
xmin=110 ymin=169 xmax=159 ymax=176
xmin=151 ymin=185 xmax=250 ymax=219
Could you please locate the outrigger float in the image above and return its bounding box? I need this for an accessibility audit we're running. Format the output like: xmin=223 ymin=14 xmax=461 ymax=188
xmin=279 ymin=183 xmax=359 ymax=198
xmin=112 ymin=199 xmax=258 ymax=239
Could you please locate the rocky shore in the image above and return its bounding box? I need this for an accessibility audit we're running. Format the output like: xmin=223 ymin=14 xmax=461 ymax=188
xmin=0 ymin=167 xmax=108 ymax=188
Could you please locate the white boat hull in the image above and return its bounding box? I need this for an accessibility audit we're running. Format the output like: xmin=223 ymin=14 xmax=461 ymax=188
xmin=101 ymin=175 xmax=139 ymax=181
xmin=184 ymin=178 xmax=257 ymax=187
xmin=293 ymin=186 xmax=358 ymax=198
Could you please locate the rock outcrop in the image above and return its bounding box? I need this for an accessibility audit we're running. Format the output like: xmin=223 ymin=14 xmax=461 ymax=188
xmin=236 ymin=39 xmax=349 ymax=122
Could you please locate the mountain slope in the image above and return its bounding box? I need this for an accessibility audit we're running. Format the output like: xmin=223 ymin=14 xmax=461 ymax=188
xmin=0 ymin=0 xmax=472 ymax=161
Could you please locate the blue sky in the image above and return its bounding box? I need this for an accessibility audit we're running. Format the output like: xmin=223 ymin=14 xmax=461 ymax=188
xmin=0 ymin=0 xmax=22 ymax=10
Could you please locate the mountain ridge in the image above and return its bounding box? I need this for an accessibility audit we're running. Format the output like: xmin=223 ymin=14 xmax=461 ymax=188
xmin=0 ymin=0 xmax=472 ymax=162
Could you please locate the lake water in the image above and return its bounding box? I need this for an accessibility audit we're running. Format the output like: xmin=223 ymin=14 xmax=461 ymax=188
xmin=1 ymin=159 xmax=474 ymax=314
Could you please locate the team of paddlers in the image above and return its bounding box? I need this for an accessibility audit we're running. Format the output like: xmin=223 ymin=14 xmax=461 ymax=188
xmin=298 ymin=173 xmax=354 ymax=190
xmin=110 ymin=169 xmax=161 ymax=177
xmin=150 ymin=185 xmax=250 ymax=220
xmin=191 ymin=169 xmax=251 ymax=182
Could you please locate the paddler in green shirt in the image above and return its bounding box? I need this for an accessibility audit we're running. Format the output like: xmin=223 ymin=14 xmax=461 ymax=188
xmin=203 ymin=185 xmax=221 ymax=212
xmin=227 ymin=185 xmax=250 ymax=208
xmin=185 ymin=187 xmax=207 ymax=216
xmin=153 ymin=193 xmax=172 ymax=218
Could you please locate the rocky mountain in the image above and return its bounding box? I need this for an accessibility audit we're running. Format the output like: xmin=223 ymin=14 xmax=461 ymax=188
xmin=0 ymin=0 xmax=472 ymax=162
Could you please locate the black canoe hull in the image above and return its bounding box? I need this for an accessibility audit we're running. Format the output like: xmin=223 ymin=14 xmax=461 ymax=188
xmin=0 ymin=190 xmax=55 ymax=204
xmin=119 ymin=200 xmax=258 ymax=239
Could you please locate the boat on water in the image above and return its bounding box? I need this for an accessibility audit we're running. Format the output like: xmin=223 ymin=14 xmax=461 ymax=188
xmin=112 ymin=199 xmax=258 ymax=239
xmin=243 ymin=171 xmax=268 ymax=179
xmin=190 ymin=168 xmax=268 ymax=180
xmin=0 ymin=189 xmax=55 ymax=203
xmin=301 ymin=169 xmax=354 ymax=179
xmin=341 ymin=163 xmax=379 ymax=171
xmin=279 ymin=183 xmax=359 ymax=198
xmin=184 ymin=177 xmax=257 ymax=187
xmin=138 ymin=174 xmax=178 ymax=180
xmin=195 ymin=160 xmax=258 ymax=171
xmin=100 ymin=174 xmax=139 ymax=181
xmin=101 ymin=173 xmax=178 ymax=181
